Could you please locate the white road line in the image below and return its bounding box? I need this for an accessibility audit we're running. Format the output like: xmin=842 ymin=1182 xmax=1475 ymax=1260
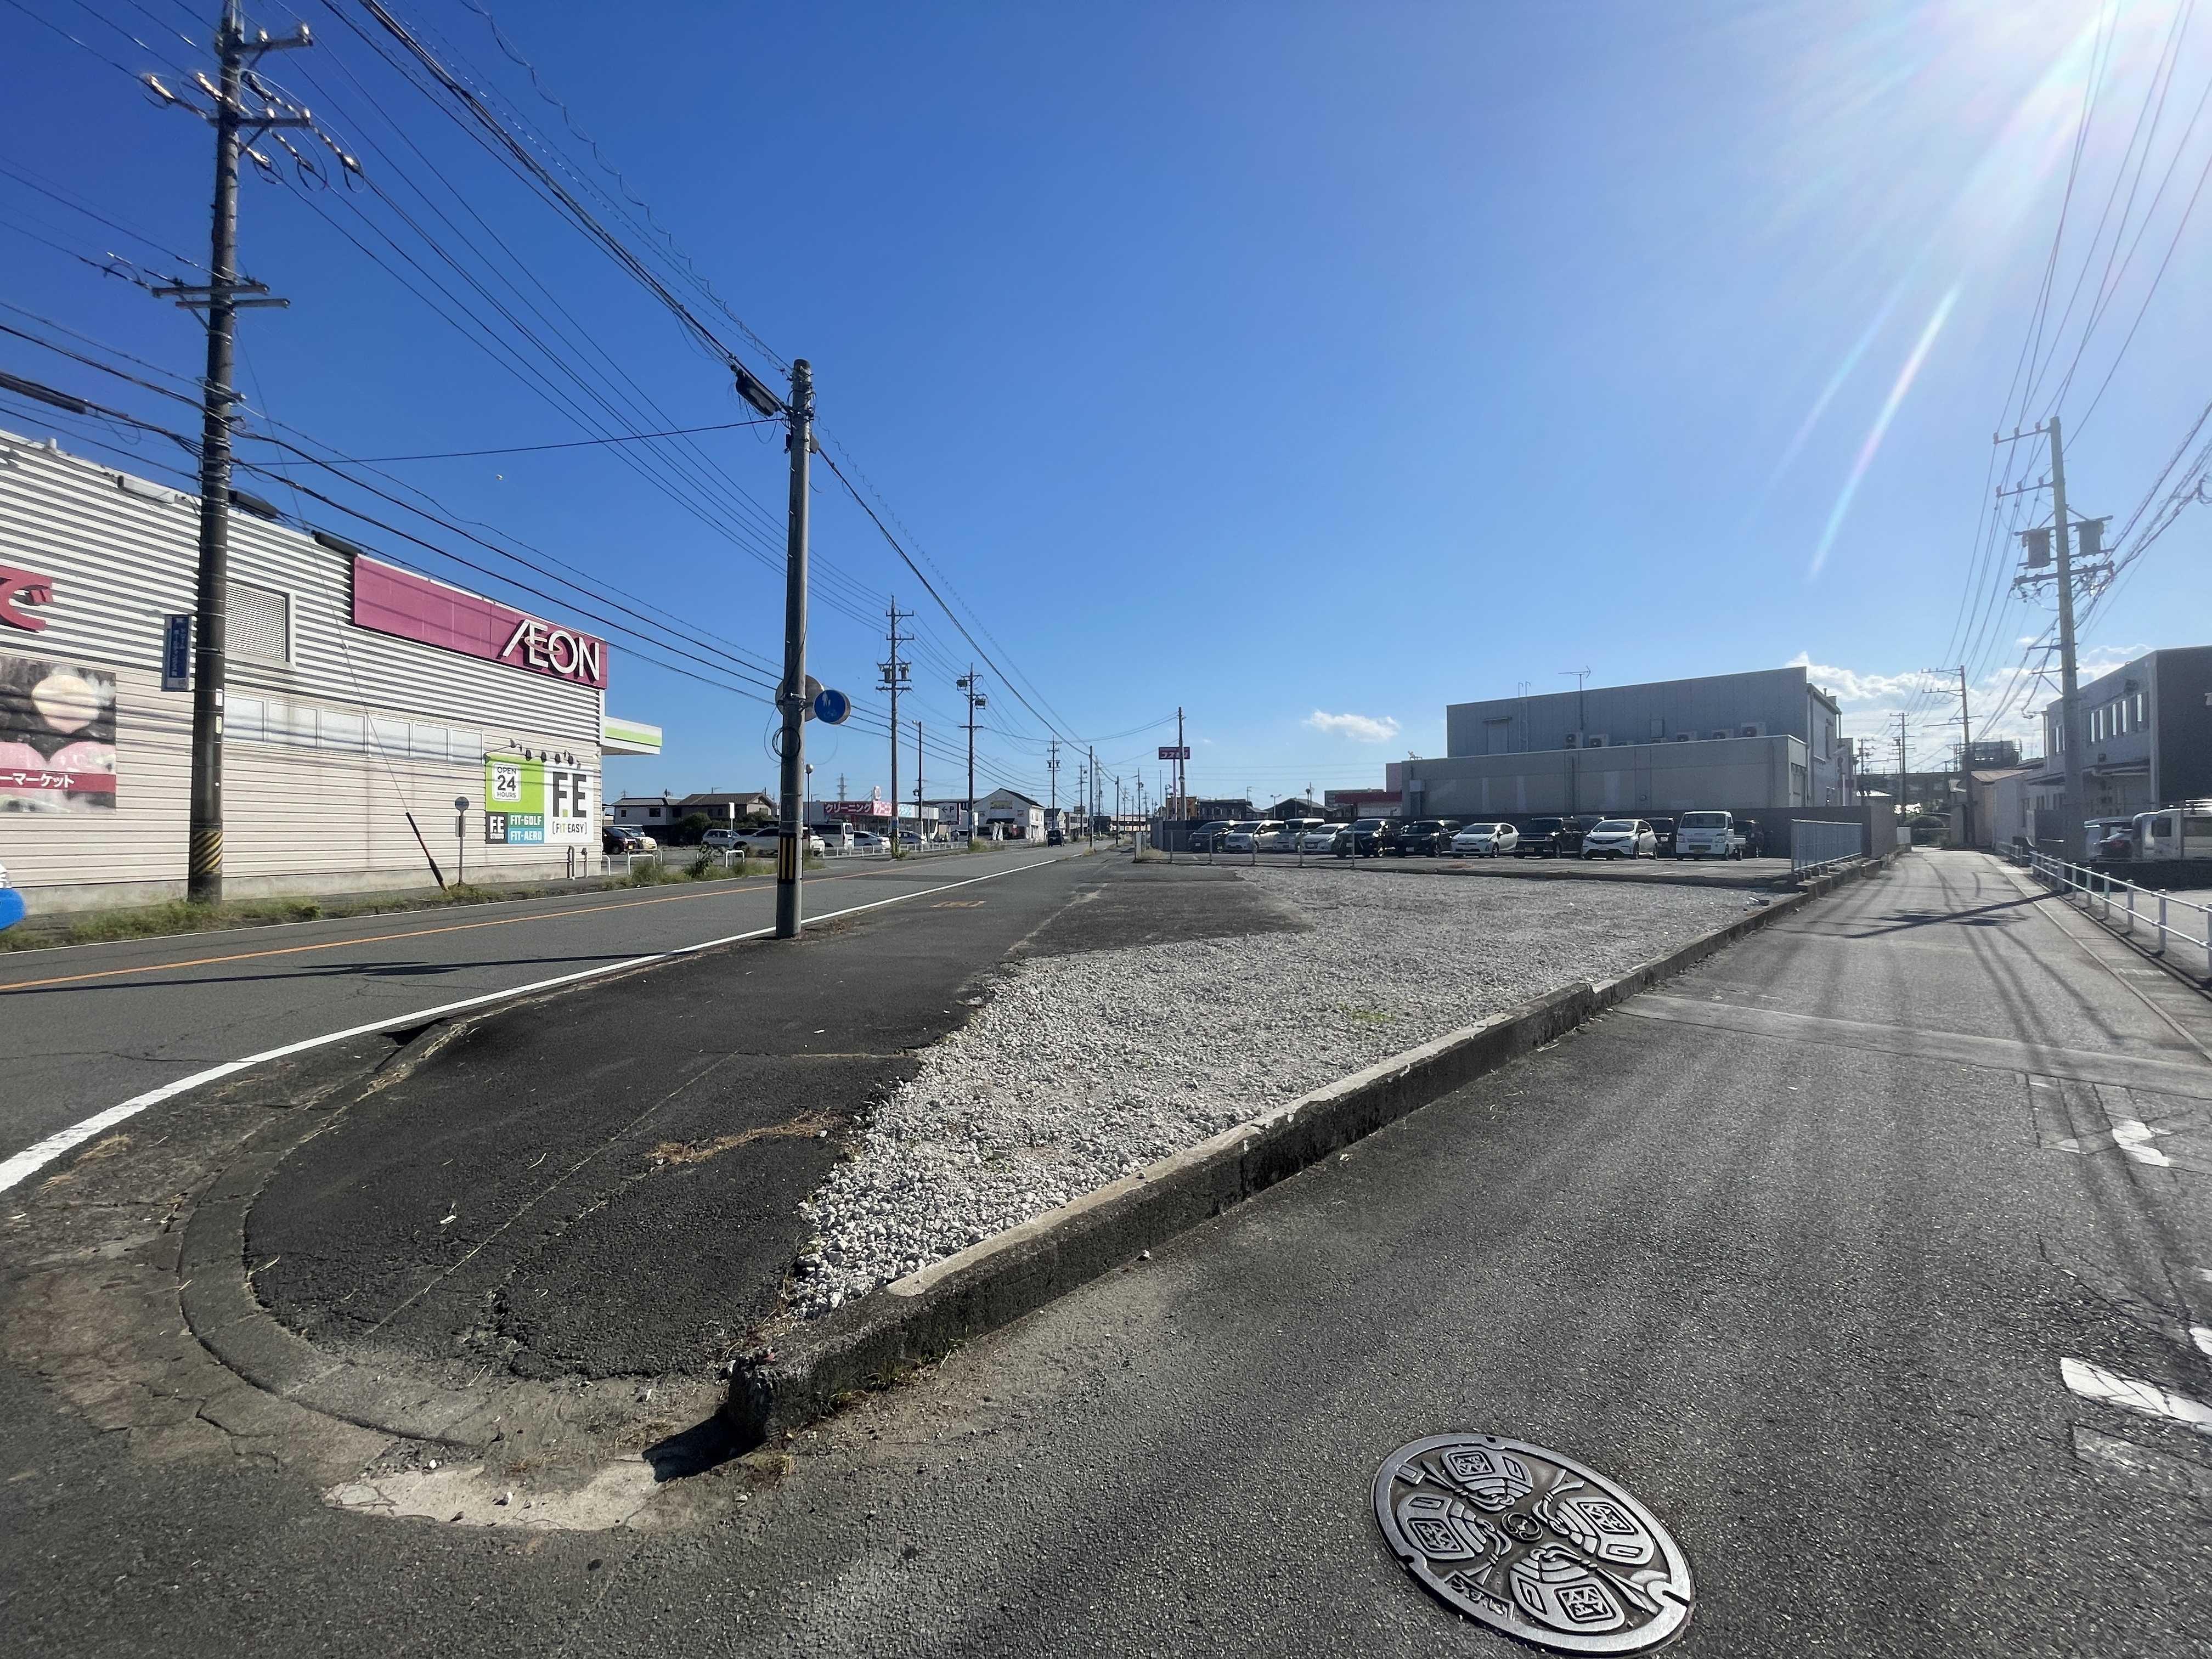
xmin=2060 ymin=1357 xmax=2212 ymax=1437
xmin=0 ymin=859 xmax=1054 ymax=1194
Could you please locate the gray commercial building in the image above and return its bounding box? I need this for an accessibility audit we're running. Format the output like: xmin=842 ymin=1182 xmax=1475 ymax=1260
xmin=1401 ymin=667 xmax=1850 ymax=820
xmin=2040 ymin=646 xmax=2212 ymax=824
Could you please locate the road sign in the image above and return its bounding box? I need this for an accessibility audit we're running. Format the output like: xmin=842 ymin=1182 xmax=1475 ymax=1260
xmin=812 ymin=687 xmax=852 ymax=725
xmin=161 ymin=613 xmax=191 ymax=692
xmin=1158 ymin=746 xmax=1190 ymax=760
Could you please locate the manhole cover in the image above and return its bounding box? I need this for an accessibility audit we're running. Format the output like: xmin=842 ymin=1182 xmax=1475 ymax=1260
xmin=1374 ymin=1435 xmax=1694 ymax=1653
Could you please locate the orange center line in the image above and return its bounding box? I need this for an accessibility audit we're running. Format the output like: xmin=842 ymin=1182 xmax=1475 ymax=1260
xmin=0 ymin=868 xmax=887 ymax=995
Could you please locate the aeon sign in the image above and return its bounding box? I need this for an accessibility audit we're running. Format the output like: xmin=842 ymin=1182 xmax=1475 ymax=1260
xmin=351 ymin=556 xmax=608 ymax=689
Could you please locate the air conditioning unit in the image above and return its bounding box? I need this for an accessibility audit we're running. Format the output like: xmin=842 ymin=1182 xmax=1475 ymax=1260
xmin=1562 ymin=732 xmax=1580 ymax=750
xmin=1740 ymin=723 xmax=1764 ymax=738
xmin=1671 ymin=732 xmax=1693 ymax=742
xmin=1709 ymin=730 xmax=1730 ymax=740
xmin=1585 ymin=735 xmax=1609 ymax=749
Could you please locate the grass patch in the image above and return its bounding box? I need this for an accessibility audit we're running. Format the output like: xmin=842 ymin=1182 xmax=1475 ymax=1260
xmin=1335 ymin=1003 xmax=1393 ymax=1025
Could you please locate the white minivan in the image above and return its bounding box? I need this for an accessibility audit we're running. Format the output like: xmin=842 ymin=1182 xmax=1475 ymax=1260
xmin=1675 ymin=811 xmax=1746 ymax=860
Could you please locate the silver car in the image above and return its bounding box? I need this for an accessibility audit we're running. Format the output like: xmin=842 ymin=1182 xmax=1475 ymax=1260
xmin=1220 ymin=820 xmax=1277 ymax=852
xmin=1449 ymin=822 xmax=1519 ymax=857
xmin=1299 ymin=822 xmax=1347 ymax=854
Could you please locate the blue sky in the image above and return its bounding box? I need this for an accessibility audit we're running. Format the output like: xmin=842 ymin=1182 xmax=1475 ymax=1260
xmin=4 ymin=0 xmax=2209 ymax=810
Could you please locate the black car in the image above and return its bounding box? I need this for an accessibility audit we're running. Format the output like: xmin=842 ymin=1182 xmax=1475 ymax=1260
xmin=1562 ymin=814 xmax=1607 ymax=856
xmin=1046 ymin=827 xmax=1064 ymax=845
xmin=1188 ymin=820 xmax=1235 ymax=852
xmin=1338 ymin=817 xmax=1397 ymax=857
xmin=1645 ymin=816 xmax=1678 ymax=857
xmin=1515 ymin=816 xmax=1567 ymax=858
xmin=1389 ymin=819 xmax=1463 ymax=857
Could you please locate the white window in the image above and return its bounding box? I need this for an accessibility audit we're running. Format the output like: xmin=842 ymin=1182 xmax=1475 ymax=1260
xmin=227 ymin=581 xmax=290 ymax=665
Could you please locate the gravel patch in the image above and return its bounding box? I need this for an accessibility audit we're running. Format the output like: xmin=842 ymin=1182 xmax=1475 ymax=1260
xmin=787 ymin=867 xmax=1754 ymax=1318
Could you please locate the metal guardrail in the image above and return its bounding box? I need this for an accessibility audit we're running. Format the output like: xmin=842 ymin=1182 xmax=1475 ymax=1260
xmin=2023 ymin=848 xmax=2212 ymax=975
xmin=1789 ymin=820 xmax=1865 ymax=877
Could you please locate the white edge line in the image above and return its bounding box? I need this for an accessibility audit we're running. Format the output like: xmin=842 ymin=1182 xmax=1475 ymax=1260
xmin=0 ymin=857 xmax=1056 ymax=1194
xmin=2060 ymin=1356 xmax=2212 ymax=1436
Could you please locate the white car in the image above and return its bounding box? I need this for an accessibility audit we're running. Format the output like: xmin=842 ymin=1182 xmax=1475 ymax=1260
xmin=1581 ymin=819 xmax=1657 ymax=859
xmin=1220 ymin=820 xmax=1278 ymax=853
xmin=736 ymin=826 xmax=825 ymax=855
xmin=850 ymin=830 xmax=885 ymax=851
xmin=1299 ymin=823 xmax=1346 ymax=854
xmin=1449 ymin=822 xmax=1519 ymax=857
xmin=1264 ymin=817 xmax=1326 ymax=850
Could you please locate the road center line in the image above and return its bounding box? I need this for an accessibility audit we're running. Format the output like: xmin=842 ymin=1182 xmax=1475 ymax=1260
xmin=0 ymin=857 xmax=1062 ymax=1194
xmin=0 ymin=865 xmax=910 ymax=995
xmin=2061 ymin=1357 xmax=2212 ymax=1437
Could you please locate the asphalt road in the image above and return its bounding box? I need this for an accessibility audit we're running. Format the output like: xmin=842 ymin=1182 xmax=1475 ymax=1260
xmin=4 ymin=851 xmax=2209 ymax=1657
xmin=0 ymin=844 xmax=1072 ymax=1184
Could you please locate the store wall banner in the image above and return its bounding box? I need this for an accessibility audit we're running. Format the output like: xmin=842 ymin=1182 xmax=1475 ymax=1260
xmin=0 ymin=652 xmax=117 ymax=811
xmin=352 ymin=556 xmax=610 ymax=689
xmin=482 ymin=753 xmax=593 ymax=845
xmin=161 ymin=613 xmax=191 ymax=692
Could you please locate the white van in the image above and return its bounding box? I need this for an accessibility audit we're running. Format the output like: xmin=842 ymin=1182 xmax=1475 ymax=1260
xmin=2130 ymin=808 xmax=2212 ymax=861
xmin=1675 ymin=811 xmax=1746 ymax=860
xmin=815 ymin=822 xmax=856 ymax=853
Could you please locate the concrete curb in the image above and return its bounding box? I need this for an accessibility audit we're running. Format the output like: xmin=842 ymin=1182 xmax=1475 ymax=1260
xmin=725 ymin=848 xmax=1902 ymax=1444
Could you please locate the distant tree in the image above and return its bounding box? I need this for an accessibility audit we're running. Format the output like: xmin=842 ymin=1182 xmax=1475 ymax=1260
xmin=670 ymin=811 xmax=713 ymax=846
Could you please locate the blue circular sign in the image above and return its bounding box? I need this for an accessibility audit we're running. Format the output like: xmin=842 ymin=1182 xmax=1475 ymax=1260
xmin=811 ymin=687 xmax=851 ymax=725
xmin=0 ymin=888 xmax=25 ymax=933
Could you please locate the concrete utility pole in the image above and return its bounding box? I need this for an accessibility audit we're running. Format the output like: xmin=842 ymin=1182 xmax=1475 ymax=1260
xmin=914 ymin=719 xmax=924 ymax=842
xmin=1047 ymin=740 xmax=1059 ymax=819
xmin=957 ymin=668 xmax=985 ymax=841
xmin=881 ymin=599 xmax=912 ymax=856
xmin=1088 ymin=746 xmax=1097 ymax=844
xmin=1176 ymin=706 xmax=1186 ymax=814
xmin=1935 ymin=665 xmax=1973 ymax=847
xmin=153 ymin=4 xmax=314 ymax=902
xmin=1894 ymin=713 xmax=1910 ymax=826
xmin=774 ymin=359 xmax=814 ymax=939
xmin=2046 ymin=417 xmax=2086 ymax=860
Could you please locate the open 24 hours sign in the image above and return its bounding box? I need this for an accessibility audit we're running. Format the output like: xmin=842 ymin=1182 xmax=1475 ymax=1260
xmin=483 ymin=755 xmax=594 ymax=845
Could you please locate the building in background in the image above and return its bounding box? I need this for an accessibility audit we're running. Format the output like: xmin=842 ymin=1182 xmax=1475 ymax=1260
xmin=0 ymin=430 xmax=653 ymax=910
xmin=2039 ymin=647 xmax=2212 ymax=833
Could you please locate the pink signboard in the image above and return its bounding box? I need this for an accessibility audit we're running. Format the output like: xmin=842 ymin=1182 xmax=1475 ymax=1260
xmin=351 ymin=556 xmax=608 ymax=689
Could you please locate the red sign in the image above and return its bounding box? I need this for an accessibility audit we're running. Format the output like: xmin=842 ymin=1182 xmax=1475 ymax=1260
xmin=0 ymin=565 xmax=55 ymax=631
xmin=820 ymin=799 xmax=891 ymax=820
xmin=351 ymin=556 xmax=608 ymax=688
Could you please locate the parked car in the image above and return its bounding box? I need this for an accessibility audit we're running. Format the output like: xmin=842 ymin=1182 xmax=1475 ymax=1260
xmin=1581 ymin=818 xmax=1658 ymax=859
xmin=1189 ymin=820 xmax=1236 ymax=853
xmin=1645 ymin=816 xmax=1678 ymax=857
xmin=1221 ymin=820 xmax=1278 ymax=853
xmin=1389 ymin=819 xmax=1463 ymax=857
xmin=1449 ymin=822 xmax=1518 ymax=857
xmin=1515 ymin=817 xmax=1568 ymax=858
xmin=701 ymin=827 xmax=745 ymax=849
xmin=1338 ymin=817 xmax=1397 ymax=857
xmin=1675 ymin=810 xmax=1746 ymax=860
xmin=1265 ymin=817 xmax=1327 ymax=851
xmin=898 ymin=828 xmax=928 ymax=848
xmin=1563 ymin=814 xmax=1607 ymax=856
xmin=736 ymin=826 xmax=826 ymax=855
xmin=816 ymin=823 xmax=857 ymax=853
xmin=2131 ymin=808 xmax=2212 ymax=860
xmin=851 ymin=830 xmax=885 ymax=851
xmin=1300 ymin=822 xmax=1348 ymax=854
xmin=1046 ymin=827 xmax=1065 ymax=845
xmin=603 ymin=826 xmax=654 ymax=854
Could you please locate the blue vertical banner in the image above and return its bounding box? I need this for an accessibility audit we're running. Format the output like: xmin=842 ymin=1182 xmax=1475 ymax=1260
xmin=161 ymin=613 xmax=191 ymax=692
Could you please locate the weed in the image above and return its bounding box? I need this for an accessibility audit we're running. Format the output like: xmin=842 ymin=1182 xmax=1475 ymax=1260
xmin=76 ymin=1134 xmax=132 ymax=1163
xmin=1336 ymin=1004 xmax=1393 ymax=1025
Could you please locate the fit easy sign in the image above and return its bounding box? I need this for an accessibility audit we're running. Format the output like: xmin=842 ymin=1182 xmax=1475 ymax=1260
xmin=351 ymin=556 xmax=609 ymax=689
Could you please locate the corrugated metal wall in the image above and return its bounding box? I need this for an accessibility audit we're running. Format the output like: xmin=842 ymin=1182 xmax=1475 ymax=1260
xmin=0 ymin=429 xmax=605 ymax=904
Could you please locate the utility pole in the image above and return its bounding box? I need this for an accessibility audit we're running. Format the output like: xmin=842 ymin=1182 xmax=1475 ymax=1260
xmin=880 ymin=599 xmax=912 ymax=856
xmin=2000 ymin=416 xmax=2106 ymax=859
xmin=2047 ymin=417 xmax=2085 ymax=860
xmin=1176 ymin=706 xmax=1186 ymax=815
xmin=774 ymin=359 xmax=814 ymax=938
xmin=1088 ymin=746 xmax=1097 ymax=844
xmin=149 ymin=5 xmax=317 ymax=902
xmin=915 ymin=719 xmax=924 ymax=844
xmin=1894 ymin=712 xmax=1910 ymax=828
xmin=1928 ymin=665 xmax=1973 ymax=847
xmin=957 ymin=668 xmax=985 ymax=842
xmin=1046 ymin=740 xmax=1060 ymax=823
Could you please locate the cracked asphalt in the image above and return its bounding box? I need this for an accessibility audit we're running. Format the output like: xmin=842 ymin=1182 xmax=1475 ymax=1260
xmin=3 ymin=851 xmax=2209 ymax=1657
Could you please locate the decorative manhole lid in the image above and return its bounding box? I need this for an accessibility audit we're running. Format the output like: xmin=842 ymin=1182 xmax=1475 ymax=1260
xmin=1374 ymin=1435 xmax=1695 ymax=1654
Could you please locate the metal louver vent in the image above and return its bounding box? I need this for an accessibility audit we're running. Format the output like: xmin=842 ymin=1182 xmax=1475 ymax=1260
xmin=227 ymin=582 xmax=289 ymax=664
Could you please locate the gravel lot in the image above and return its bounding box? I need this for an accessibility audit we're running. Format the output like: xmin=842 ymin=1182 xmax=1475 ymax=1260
xmin=787 ymin=865 xmax=1753 ymax=1318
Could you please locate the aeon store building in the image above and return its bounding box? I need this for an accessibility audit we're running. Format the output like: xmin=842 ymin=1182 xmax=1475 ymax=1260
xmin=0 ymin=428 xmax=651 ymax=912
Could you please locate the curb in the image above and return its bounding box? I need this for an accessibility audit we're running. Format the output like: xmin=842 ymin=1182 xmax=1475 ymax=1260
xmin=725 ymin=848 xmax=1903 ymax=1444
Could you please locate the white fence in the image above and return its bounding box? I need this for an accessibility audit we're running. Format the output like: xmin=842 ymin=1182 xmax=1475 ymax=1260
xmin=2023 ymin=849 xmax=2212 ymax=976
xmin=1790 ymin=820 xmax=1864 ymax=876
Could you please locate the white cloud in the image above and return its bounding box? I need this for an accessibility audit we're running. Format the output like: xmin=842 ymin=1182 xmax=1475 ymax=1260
xmin=1305 ymin=709 xmax=1401 ymax=743
xmin=1784 ymin=646 xmax=2148 ymax=754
